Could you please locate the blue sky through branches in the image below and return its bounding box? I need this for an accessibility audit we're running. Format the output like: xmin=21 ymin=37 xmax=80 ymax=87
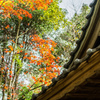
xmin=59 ymin=0 xmax=92 ymax=18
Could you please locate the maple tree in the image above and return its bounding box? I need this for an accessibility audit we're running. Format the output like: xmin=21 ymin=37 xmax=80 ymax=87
xmin=0 ymin=0 xmax=66 ymax=100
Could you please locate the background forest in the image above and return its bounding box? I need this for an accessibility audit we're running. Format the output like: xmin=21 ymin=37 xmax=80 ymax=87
xmin=0 ymin=0 xmax=90 ymax=100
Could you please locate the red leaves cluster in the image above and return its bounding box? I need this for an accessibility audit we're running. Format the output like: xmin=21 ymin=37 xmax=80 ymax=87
xmin=0 ymin=0 xmax=53 ymax=20
xmin=26 ymin=34 xmax=62 ymax=86
xmin=17 ymin=34 xmax=61 ymax=86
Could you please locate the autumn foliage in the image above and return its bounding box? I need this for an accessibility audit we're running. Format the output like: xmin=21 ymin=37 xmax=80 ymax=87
xmin=0 ymin=0 xmax=62 ymax=100
xmin=0 ymin=0 xmax=53 ymax=20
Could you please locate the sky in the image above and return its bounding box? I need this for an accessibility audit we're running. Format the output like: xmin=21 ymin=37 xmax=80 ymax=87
xmin=59 ymin=0 xmax=92 ymax=19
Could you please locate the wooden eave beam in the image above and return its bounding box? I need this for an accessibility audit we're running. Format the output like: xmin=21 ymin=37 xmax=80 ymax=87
xmin=86 ymin=78 xmax=100 ymax=84
xmin=66 ymin=93 xmax=100 ymax=99
xmin=76 ymin=86 xmax=100 ymax=91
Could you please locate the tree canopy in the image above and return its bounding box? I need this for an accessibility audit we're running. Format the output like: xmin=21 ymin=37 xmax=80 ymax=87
xmin=0 ymin=0 xmax=67 ymax=100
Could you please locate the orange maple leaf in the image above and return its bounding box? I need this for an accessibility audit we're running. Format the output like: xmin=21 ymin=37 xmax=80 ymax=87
xmin=25 ymin=53 xmax=28 ymax=55
xmin=20 ymin=44 xmax=23 ymax=48
xmin=8 ymin=45 xmax=13 ymax=51
xmin=5 ymin=25 xmax=9 ymax=29
xmin=32 ymin=76 xmax=36 ymax=81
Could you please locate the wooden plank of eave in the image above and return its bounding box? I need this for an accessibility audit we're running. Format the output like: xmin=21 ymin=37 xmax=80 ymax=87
xmin=66 ymin=93 xmax=100 ymax=99
xmin=36 ymin=51 xmax=100 ymax=100
xmin=99 ymin=25 xmax=100 ymax=36
xmin=88 ymin=15 xmax=100 ymax=48
xmin=76 ymin=86 xmax=100 ymax=92
xmin=87 ymin=78 xmax=100 ymax=84
xmin=68 ymin=86 xmax=100 ymax=95
xmin=96 ymin=0 xmax=100 ymax=37
xmin=50 ymin=57 xmax=100 ymax=100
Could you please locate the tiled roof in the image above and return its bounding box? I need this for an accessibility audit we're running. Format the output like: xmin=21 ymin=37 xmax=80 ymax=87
xmin=32 ymin=0 xmax=99 ymax=99
xmin=64 ymin=0 xmax=98 ymax=69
